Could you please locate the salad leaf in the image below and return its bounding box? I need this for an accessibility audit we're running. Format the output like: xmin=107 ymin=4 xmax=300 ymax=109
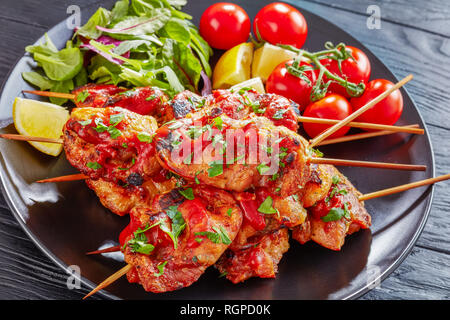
xmin=103 ymin=9 xmax=171 ymax=36
xmin=111 ymin=0 xmax=130 ymax=22
xmin=22 ymin=71 xmax=54 ymax=91
xmin=50 ymin=79 xmax=74 ymax=105
xmin=33 ymin=47 xmax=83 ymax=81
xmin=76 ymin=7 xmax=111 ymax=39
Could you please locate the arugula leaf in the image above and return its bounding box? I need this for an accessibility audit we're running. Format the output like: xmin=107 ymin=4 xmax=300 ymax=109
xmin=22 ymin=71 xmax=54 ymax=91
xmin=111 ymin=0 xmax=130 ymax=22
xmin=76 ymin=7 xmax=111 ymax=39
xmin=49 ymin=79 xmax=74 ymax=105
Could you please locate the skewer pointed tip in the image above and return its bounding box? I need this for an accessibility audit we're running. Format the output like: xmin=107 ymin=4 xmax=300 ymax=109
xmin=83 ymin=264 xmax=132 ymax=300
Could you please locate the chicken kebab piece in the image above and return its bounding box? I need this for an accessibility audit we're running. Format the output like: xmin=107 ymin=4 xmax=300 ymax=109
xmin=294 ymin=164 xmax=371 ymax=251
xmin=154 ymin=113 xmax=310 ymax=197
xmin=118 ymin=185 xmax=243 ymax=292
xmin=216 ymin=165 xmax=371 ymax=283
xmin=63 ymin=106 xmax=180 ymax=216
xmin=71 ymin=84 xmax=301 ymax=131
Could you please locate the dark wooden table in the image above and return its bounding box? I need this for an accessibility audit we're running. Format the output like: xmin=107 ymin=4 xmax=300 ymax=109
xmin=0 ymin=0 xmax=449 ymax=300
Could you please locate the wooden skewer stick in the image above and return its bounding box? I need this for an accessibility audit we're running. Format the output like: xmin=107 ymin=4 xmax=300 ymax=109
xmin=299 ymin=116 xmax=423 ymax=135
xmin=86 ymin=245 xmax=121 ymax=255
xmin=83 ymin=264 xmax=132 ymax=300
xmin=36 ymin=173 xmax=88 ymax=183
xmin=23 ymin=90 xmax=75 ymax=100
xmin=309 ymin=74 xmax=414 ymax=147
xmin=359 ymin=173 xmax=450 ymax=201
xmin=310 ymin=157 xmax=426 ymax=171
xmin=0 ymin=133 xmax=63 ymax=144
xmin=316 ymin=124 xmax=420 ymax=146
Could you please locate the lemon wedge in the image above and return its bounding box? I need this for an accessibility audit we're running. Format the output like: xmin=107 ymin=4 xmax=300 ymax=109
xmin=13 ymin=98 xmax=69 ymax=156
xmin=213 ymin=42 xmax=254 ymax=89
xmin=231 ymin=77 xmax=266 ymax=94
xmin=252 ymin=43 xmax=298 ymax=83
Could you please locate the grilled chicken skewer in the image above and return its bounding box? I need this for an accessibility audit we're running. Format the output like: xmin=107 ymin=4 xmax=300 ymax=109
xmin=23 ymin=82 xmax=423 ymax=134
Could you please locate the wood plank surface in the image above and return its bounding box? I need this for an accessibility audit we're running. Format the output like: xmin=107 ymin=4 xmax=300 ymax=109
xmin=0 ymin=0 xmax=449 ymax=300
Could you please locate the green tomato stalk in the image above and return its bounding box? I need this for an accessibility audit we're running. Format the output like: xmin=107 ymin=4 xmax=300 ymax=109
xmin=279 ymin=42 xmax=366 ymax=102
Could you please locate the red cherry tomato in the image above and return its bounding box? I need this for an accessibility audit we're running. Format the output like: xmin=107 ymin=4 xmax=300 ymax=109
xmin=350 ymin=79 xmax=403 ymax=128
xmin=320 ymin=46 xmax=371 ymax=97
xmin=253 ymin=2 xmax=308 ymax=49
xmin=199 ymin=3 xmax=251 ymax=50
xmin=303 ymin=94 xmax=352 ymax=138
xmin=266 ymin=60 xmax=317 ymax=110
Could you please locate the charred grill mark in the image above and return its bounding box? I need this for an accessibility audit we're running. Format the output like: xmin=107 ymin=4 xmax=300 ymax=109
xmin=127 ymin=173 xmax=144 ymax=186
xmin=309 ymin=168 xmax=322 ymax=185
xmin=210 ymin=107 xmax=223 ymax=118
xmin=285 ymin=153 xmax=295 ymax=164
xmin=156 ymin=133 xmax=174 ymax=152
xmin=290 ymin=100 xmax=300 ymax=116
xmin=172 ymin=100 xmax=194 ymax=119
xmin=158 ymin=189 xmax=185 ymax=209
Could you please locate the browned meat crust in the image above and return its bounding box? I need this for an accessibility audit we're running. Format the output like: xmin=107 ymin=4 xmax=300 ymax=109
xmin=292 ymin=166 xmax=371 ymax=251
xmin=123 ymin=185 xmax=243 ymax=293
xmin=215 ymin=228 xmax=290 ymax=283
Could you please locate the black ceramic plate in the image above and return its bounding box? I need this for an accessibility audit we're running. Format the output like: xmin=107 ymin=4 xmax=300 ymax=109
xmin=0 ymin=0 xmax=435 ymax=300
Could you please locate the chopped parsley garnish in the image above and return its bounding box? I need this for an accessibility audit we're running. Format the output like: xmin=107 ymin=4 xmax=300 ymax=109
xmin=179 ymin=187 xmax=194 ymax=200
xmin=86 ymin=162 xmax=102 ymax=170
xmin=107 ymin=126 xmax=122 ymax=139
xmin=321 ymin=203 xmax=351 ymax=222
xmin=137 ymin=132 xmax=153 ymax=143
xmin=122 ymin=143 xmax=128 ymax=148
xmin=75 ymin=90 xmax=90 ymax=103
xmin=109 ymin=113 xmax=124 ymax=126
xmin=125 ymin=222 xmax=161 ymax=255
xmin=154 ymin=261 xmax=168 ymax=277
xmin=219 ymin=271 xmax=228 ymax=278
xmin=185 ymin=125 xmax=203 ymax=140
xmin=257 ymin=196 xmax=277 ymax=214
xmin=226 ymin=208 xmax=232 ymax=217
xmin=194 ymin=171 xmax=201 ymax=184
xmin=92 ymin=115 xmax=123 ymax=139
xmin=208 ymin=161 xmax=223 ymax=177
xmin=309 ymin=147 xmax=324 ymax=158
xmin=78 ymin=119 xmax=91 ymax=126
xmin=168 ymin=122 xmax=183 ymax=130
xmin=257 ymin=163 xmax=270 ymax=175
xmin=213 ymin=116 xmax=223 ymax=130
xmin=272 ymin=109 xmax=288 ymax=120
xmin=118 ymin=158 xmax=135 ymax=171
xmin=194 ymin=226 xmax=231 ymax=245
xmin=183 ymin=152 xmax=193 ymax=165
xmin=332 ymin=175 xmax=340 ymax=185
xmin=146 ymin=94 xmax=157 ymax=101
xmin=238 ymin=87 xmax=253 ymax=95
xmin=159 ymin=206 xmax=186 ymax=249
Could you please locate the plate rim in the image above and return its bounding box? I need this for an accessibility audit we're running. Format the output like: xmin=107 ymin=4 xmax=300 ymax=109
xmin=0 ymin=6 xmax=436 ymax=300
